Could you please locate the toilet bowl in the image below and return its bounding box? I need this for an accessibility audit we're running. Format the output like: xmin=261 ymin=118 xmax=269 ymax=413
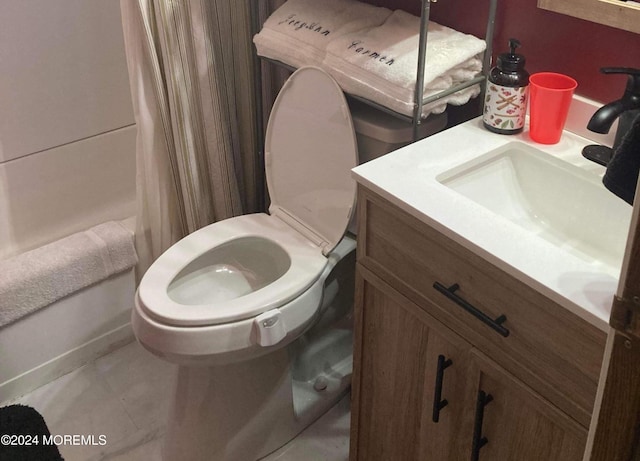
xmin=132 ymin=215 xmax=355 ymax=365
xmin=132 ymin=67 xmax=359 ymax=460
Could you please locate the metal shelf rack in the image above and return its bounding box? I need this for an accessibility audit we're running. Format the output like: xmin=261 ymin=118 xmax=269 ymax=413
xmin=250 ymin=0 xmax=499 ymax=141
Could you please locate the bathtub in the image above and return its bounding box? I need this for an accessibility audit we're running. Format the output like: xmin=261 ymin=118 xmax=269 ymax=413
xmin=0 ymin=126 xmax=137 ymax=403
xmin=0 ymin=218 xmax=137 ymax=403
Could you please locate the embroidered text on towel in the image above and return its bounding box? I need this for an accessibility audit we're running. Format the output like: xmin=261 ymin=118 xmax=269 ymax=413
xmin=278 ymin=14 xmax=331 ymax=36
xmin=348 ymin=41 xmax=395 ymax=65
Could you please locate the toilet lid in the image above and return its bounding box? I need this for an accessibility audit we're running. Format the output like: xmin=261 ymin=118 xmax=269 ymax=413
xmin=265 ymin=67 xmax=358 ymax=255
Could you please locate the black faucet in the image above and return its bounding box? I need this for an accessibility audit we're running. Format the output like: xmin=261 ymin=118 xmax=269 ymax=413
xmin=582 ymin=67 xmax=640 ymax=166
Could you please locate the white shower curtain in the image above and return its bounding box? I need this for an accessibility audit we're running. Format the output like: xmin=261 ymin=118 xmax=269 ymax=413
xmin=120 ymin=0 xmax=261 ymax=279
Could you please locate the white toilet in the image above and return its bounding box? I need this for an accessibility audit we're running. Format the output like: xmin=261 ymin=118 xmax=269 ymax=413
xmin=133 ymin=67 xmax=359 ymax=461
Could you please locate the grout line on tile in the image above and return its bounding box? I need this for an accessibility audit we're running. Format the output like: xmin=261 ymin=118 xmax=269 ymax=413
xmin=0 ymin=123 xmax=136 ymax=165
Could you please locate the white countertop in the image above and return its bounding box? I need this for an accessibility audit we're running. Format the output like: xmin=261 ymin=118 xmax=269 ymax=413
xmin=352 ymin=116 xmax=629 ymax=332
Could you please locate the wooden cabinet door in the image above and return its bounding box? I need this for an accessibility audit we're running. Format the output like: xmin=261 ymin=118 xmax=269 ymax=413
xmin=418 ymin=329 xmax=470 ymax=461
xmin=458 ymin=349 xmax=588 ymax=461
xmin=351 ymin=266 xmax=470 ymax=461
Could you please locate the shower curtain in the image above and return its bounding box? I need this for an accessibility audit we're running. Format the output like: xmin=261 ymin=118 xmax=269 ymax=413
xmin=120 ymin=0 xmax=262 ymax=279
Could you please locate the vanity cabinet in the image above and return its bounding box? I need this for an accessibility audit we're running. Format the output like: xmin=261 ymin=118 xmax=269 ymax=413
xmin=349 ymin=185 xmax=607 ymax=461
xmin=351 ymin=268 xmax=470 ymax=460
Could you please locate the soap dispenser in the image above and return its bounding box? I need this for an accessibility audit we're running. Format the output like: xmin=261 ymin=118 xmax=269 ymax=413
xmin=483 ymin=38 xmax=529 ymax=135
xmin=582 ymin=67 xmax=640 ymax=166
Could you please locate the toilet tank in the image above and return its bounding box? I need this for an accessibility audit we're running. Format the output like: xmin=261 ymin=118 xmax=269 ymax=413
xmin=345 ymin=100 xmax=448 ymax=235
xmin=348 ymin=98 xmax=448 ymax=163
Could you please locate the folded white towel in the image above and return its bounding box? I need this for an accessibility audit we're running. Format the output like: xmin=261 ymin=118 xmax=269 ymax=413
xmin=254 ymin=0 xmax=391 ymax=69
xmin=0 ymin=221 xmax=138 ymax=328
xmin=422 ymin=85 xmax=482 ymax=116
xmin=323 ymin=10 xmax=486 ymax=117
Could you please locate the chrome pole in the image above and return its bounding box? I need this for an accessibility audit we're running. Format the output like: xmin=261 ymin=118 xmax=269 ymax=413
xmin=249 ymin=0 xmax=266 ymax=212
xmin=484 ymin=0 xmax=498 ymax=74
xmin=412 ymin=0 xmax=433 ymax=140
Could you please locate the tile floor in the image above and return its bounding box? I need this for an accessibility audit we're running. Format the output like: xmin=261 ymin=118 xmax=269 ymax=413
xmin=2 ymin=340 xmax=350 ymax=461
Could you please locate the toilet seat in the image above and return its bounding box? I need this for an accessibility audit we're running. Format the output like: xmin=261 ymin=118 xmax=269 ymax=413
xmin=265 ymin=66 xmax=358 ymax=255
xmin=137 ymin=213 xmax=328 ymax=327
xmin=136 ymin=67 xmax=358 ymax=333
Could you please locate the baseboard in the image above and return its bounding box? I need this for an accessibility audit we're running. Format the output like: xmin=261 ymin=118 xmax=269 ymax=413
xmin=0 ymin=323 xmax=135 ymax=404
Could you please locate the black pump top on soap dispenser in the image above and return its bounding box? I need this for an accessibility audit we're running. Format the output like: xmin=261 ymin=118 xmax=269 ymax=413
xmin=490 ymin=38 xmax=529 ymax=87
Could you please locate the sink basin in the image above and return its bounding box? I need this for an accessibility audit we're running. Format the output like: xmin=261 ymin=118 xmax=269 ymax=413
xmin=437 ymin=142 xmax=632 ymax=269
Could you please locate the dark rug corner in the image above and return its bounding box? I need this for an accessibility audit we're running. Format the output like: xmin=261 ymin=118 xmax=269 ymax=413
xmin=0 ymin=404 xmax=64 ymax=461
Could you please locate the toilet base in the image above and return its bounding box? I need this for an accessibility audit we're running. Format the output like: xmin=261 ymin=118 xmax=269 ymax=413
xmin=162 ymin=339 xmax=351 ymax=461
xmin=153 ymin=235 xmax=356 ymax=460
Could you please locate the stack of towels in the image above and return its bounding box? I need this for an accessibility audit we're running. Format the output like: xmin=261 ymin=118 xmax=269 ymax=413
xmin=254 ymin=0 xmax=392 ymax=70
xmin=0 ymin=221 xmax=138 ymax=327
xmin=254 ymin=0 xmax=486 ymax=118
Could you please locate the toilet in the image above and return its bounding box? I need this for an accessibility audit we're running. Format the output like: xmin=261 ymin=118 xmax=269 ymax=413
xmin=133 ymin=67 xmax=359 ymax=461
xmin=132 ymin=67 xmax=447 ymax=461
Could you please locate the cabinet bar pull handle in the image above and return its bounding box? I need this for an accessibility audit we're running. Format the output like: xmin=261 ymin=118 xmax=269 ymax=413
xmin=433 ymin=282 xmax=510 ymax=337
xmin=432 ymin=354 xmax=453 ymax=423
xmin=471 ymin=390 xmax=493 ymax=461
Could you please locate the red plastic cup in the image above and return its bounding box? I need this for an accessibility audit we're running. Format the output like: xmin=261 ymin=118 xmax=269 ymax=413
xmin=528 ymin=72 xmax=578 ymax=144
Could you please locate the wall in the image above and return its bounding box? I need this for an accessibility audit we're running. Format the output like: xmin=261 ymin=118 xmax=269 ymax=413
xmin=369 ymin=0 xmax=640 ymax=105
xmin=0 ymin=0 xmax=136 ymax=259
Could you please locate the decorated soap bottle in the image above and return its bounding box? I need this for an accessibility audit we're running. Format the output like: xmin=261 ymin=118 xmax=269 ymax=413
xmin=483 ymin=38 xmax=529 ymax=134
